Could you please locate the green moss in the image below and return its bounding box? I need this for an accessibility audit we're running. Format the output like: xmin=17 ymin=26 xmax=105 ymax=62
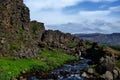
xmin=0 ymin=49 xmax=78 ymax=80
xmin=9 ymin=42 xmax=19 ymax=54
xmin=32 ymin=25 xmax=39 ymax=33
xmin=116 ymin=60 xmax=120 ymax=68
xmin=89 ymin=65 xmax=96 ymax=68
xmin=16 ymin=28 xmax=24 ymax=41
xmin=0 ymin=6 xmax=4 ymax=10
xmin=0 ymin=43 xmax=3 ymax=49
xmin=19 ymin=28 xmax=24 ymax=37
xmin=10 ymin=43 xmax=19 ymax=50
xmin=86 ymin=44 xmax=92 ymax=49
xmin=67 ymin=42 xmax=78 ymax=48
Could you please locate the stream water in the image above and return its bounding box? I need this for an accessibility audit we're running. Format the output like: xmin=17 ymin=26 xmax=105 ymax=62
xmin=28 ymin=58 xmax=91 ymax=80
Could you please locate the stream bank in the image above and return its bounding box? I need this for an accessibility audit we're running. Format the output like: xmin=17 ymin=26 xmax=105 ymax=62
xmin=20 ymin=58 xmax=91 ymax=80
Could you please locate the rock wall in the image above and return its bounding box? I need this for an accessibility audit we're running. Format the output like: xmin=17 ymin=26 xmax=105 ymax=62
xmin=41 ymin=30 xmax=86 ymax=54
xmin=0 ymin=0 xmax=45 ymax=58
xmin=30 ymin=21 xmax=45 ymax=41
xmin=0 ymin=0 xmax=30 ymax=34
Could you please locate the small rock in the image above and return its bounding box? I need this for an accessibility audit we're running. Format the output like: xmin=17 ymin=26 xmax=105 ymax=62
xmin=22 ymin=70 xmax=26 ymax=74
xmin=40 ymin=58 xmax=46 ymax=61
xmin=19 ymin=77 xmax=27 ymax=80
xmin=21 ymin=78 xmax=27 ymax=80
xmin=113 ymin=69 xmax=118 ymax=79
xmin=81 ymin=72 xmax=89 ymax=78
xmin=10 ymin=78 xmax=17 ymax=80
xmin=1 ymin=40 xmax=5 ymax=44
xmin=19 ymin=76 xmax=24 ymax=80
xmin=87 ymin=68 xmax=94 ymax=74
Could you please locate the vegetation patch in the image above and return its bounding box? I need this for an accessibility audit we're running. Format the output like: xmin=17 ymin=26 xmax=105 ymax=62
xmin=0 ymin=49 xmax=78 ymax=80
xmin=32 ymin=25 xmax=39 ymax=33
xmin=110 ymin=46 xmax=120 ymax=51
xmin=0 ymin=43 xmax=3 ymax=49
xmin=17 ymin=28 xmax=24 ymax=41
xmin=67 ymin=42 xmax=78 ymax=48
xmin=86 ymin=44 xmax=92 ymax=49
xmin=116 ymin=60 xmax=120 ymax=68
xmin=9 ymin=42 xmax=19 ymax=54
xmin=107 ymin=46 xmax=120 ymax=68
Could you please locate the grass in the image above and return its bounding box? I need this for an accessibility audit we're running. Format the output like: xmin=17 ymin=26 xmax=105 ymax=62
xmin=115 ymin=59 xmax=120 ymax=69
xmin=86 ymin=44 xmax=92 ymax=49
xmin=0 ymin=43 xmax=3 ymax=49
xmin=0 ymin=49 xmax=78 ymax=80
xmin=83 ymin=64 xmax=96 ymax=71
xmin=115 ymin=51 xmax=120 ymax=68
xmin=9 ymin=42 xmax=19 ymax=54
xmin=67 ymin=42 xmax=78 ymax=48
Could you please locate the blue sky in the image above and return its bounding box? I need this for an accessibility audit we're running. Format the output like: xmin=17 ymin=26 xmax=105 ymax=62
xmin=24 ymin=0 xmax=120 ymax=33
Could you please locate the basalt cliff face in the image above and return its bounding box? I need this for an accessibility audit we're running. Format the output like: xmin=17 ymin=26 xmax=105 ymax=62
xmin=0 ymin=0 xmax=30 ymax=33
xmin=0 ymin=0 xmax=44 ymax=58
xmin=0 ymin=0 xmax=86 ymax=58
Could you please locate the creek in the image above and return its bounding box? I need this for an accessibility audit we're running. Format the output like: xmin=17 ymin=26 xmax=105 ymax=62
xmin=27 ymin=58 xmax=91 ymax=80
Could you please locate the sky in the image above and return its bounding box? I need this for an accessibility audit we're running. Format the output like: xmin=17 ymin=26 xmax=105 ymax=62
xmin=24 ymin=0 xmax=120 ymax=34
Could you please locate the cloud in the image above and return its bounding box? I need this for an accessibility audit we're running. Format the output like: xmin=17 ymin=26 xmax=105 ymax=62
xmin=24 ymin=0 xmax=118 ymax=11
xmin=23 ymin=0 xmax=120 ymax=33
xmin=24 ymin=0 xmax=80 ymax=10
xmin=109 ymin=6 xmax=120 ymax=12
xmin=24 ymin=0 xmax=118 ymax=24
xmin=78 ymin=10 xmax=111 ymax=21
xmin=46 ymin=19 xmax=120 ymax=33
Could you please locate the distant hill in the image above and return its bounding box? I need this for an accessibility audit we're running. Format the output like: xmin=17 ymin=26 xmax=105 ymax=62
xmin=74 ymin=33 xmax=120 ymax=46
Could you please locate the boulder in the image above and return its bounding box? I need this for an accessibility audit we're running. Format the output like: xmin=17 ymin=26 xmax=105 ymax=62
xmin=102 ymin=71 xmax=113 ymax=80
xmin=96 ymin=56 xmax=115 ymax=74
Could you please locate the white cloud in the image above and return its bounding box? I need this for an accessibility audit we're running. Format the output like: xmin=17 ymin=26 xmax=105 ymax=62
xmin=28 ymin=10 xmax=112 ymax=25
xmin=24 ymin=0 xmax=118 ymax=10
xmin=86 ymin=0 xmax=118 ymax=2
xmin=46 ymin=19 xmax=120 ymax=33
xmin=23 ymin=0 xmax=120 ymax=33
xmin=109 ymin=6 xmax=120 ymax=12
xmin=78 ymin=10 xmax=111 ymax=21
xmin=24 ymin=0 xmax=118 ymax=24
xmin=79 ymin=10 xmax=110 ymax=15
xmin=24 ymin=0 xmax=80 ymax=10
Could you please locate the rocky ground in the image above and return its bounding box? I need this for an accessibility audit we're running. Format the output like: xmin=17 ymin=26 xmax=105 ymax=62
xmin=81 ymin=44 xmax=120 ymax=80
